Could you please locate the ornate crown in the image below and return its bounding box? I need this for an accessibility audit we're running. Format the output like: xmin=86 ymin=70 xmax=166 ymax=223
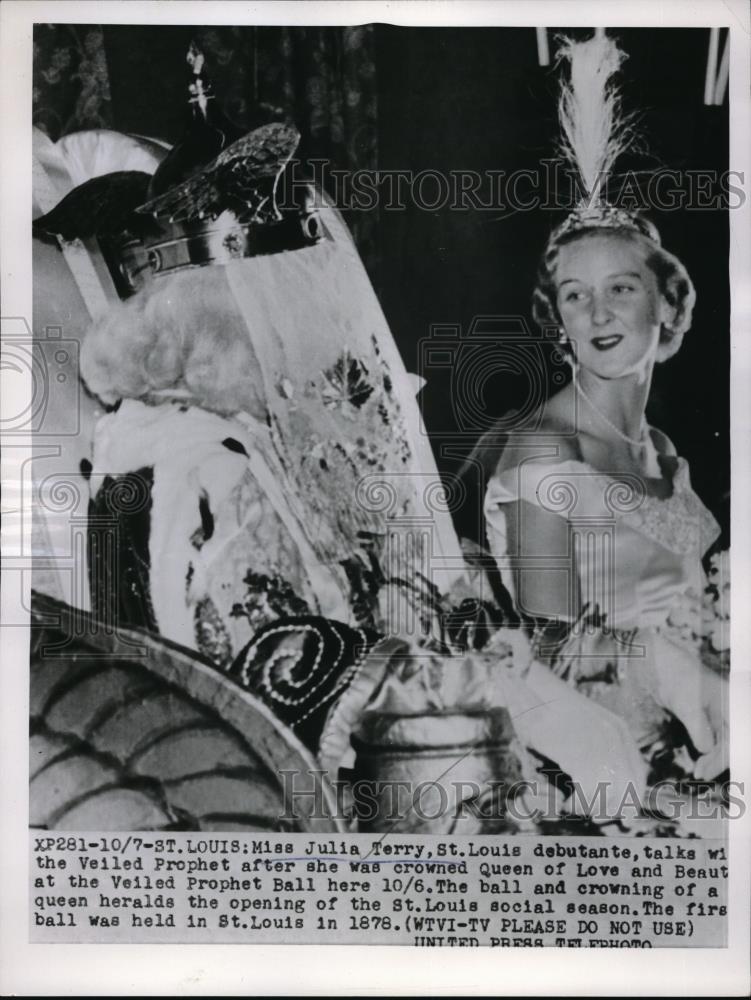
xmin=33 ymin=45 xmax=323 ymax=298
xmin=550 ymin=202 xmax=662 ymax=245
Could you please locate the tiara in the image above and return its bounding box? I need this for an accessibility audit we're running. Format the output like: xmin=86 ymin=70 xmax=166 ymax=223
xmin=550 ymin=202 xmax=662 ymax=245
xmin=33 ymin=46 xmax=323 ymax=298
xmin=546 ymin=33 xmax=661 ymax=248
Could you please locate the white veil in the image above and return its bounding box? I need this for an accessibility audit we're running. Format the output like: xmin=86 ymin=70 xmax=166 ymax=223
xmin=62 ymin=132 xmax=464 ymax=659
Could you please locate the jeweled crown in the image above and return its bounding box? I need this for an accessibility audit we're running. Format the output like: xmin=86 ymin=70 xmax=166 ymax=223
xmin=550 ymin=202 xmax=662 ymax=246
xmin=33 ymin=43 xmax=323 ymax=298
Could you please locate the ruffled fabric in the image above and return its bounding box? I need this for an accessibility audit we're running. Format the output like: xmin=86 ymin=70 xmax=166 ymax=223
xmin=317 ymin=635 xmax=409 ymax=777
xmin=348 ymin=635 xmax=650 ymax=823
xmin=362 ymin=628 xmax=531 ymax=715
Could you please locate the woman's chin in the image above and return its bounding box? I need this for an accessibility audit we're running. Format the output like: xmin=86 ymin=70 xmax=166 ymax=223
xmin=579 ymin=361 xmax=629 ymax=381
xmin=578 ymin=355 xmax=650 ymax=381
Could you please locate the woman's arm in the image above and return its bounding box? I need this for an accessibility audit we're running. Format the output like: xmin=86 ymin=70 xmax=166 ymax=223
xmin=503 ymin=498 xmax=581 ymax=622
xmin=491 ymin=426 xmax=584 ymax=623
xmin=506 ymin=499 xmax=633 ymax=680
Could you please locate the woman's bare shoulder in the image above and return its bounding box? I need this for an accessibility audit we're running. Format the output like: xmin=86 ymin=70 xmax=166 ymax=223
xmin=495 ymin=393 xmax=581 ymax=477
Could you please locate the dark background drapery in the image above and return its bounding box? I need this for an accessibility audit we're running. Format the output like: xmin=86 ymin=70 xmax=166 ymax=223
xmin=33 ymin=24 xmax=730 ymax=538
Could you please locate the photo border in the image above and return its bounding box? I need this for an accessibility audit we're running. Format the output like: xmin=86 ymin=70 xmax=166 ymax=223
xmin=2 ymin=1 xmax=749 ymax=995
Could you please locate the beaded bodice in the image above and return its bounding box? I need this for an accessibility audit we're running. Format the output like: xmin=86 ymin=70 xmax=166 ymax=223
xmin=484 ymin=453 xmax=721 ymax=631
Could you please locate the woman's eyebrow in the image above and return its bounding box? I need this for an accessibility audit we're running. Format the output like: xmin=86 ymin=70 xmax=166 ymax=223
xmin=557 ymin=270 xmax=643 ymax=287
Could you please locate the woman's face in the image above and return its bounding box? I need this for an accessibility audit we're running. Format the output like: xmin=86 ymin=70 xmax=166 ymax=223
xmin=554 ymin=234 xmax=673 ymax=379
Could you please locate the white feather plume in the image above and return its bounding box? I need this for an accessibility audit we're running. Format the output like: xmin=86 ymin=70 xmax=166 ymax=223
xmin=556 ymin=33 xmax=634 ymax=204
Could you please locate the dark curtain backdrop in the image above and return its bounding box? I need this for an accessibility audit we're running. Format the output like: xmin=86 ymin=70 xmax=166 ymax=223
xmin=33 ymin=23 xmax=379 ymax=267
xmin=33 ymin=24 xmax=730 ymax=538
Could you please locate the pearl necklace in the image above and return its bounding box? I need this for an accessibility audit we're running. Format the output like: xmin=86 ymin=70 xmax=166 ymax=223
xmin=573 ymin=373 xmax=648 ymax=448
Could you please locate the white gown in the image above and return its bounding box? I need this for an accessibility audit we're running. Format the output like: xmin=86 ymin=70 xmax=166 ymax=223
xmin=483 ymin=444 xmax=728 ymax=792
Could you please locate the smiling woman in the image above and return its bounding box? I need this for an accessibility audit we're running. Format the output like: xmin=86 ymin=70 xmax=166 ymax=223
xmin=530 ymin=230 xmax=691 ymax=477
xmin=534 ymin=226 xmax=696 ymax=373
xmin=26 ymin=24 xmax=731 ymax=840
xmin=482 ymin=34 xmax=728 ymax=799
